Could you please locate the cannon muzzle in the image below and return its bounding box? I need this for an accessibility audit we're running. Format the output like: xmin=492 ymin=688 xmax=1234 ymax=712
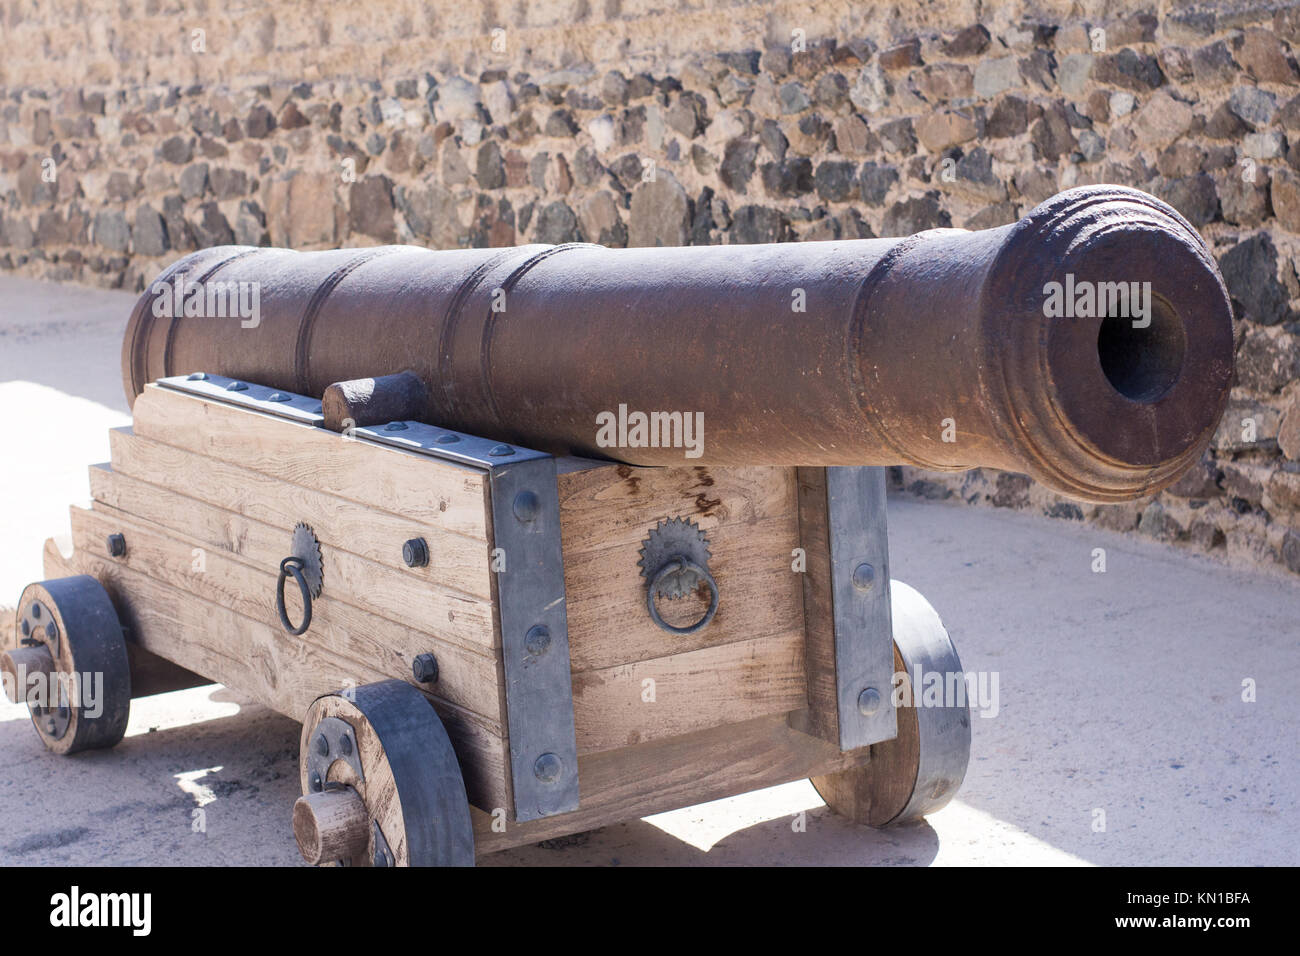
xmin=122 ymin=185 xmax=1233 ymax=503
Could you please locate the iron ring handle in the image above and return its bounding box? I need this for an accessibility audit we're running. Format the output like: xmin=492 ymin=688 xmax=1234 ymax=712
xmin=646 ymin=558 xmax=719 ymax=636
xmin=277 ymin=556 xmax=313 ymax=636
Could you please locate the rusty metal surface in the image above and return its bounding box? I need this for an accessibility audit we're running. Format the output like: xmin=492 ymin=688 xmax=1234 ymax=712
xmin=121 ymin=185 xmax=1234 ymax=503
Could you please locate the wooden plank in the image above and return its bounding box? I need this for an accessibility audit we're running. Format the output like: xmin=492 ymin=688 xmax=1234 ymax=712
xmin=105 ymin=428 xmax=493 ymax=600
xmin=571 ymin=635 xmax=806 ymax=754
xmin=129 ymin=385 xmax=490 ymax=539
xmin=795 ymin=466 xmax=841 ymax=744
xmin=561 ymin=524 xmax=805 ymax=671
xmin=556 ymin=463 xmax=798 ymax=551
xmin=471 ymin=712 xmax=870 ymax=854
xmin=558 ymin=463 xmax=806 ymax=671
xmin=41 ymin=536 xmax=512 ymax=814
xmin=90 ymin=463 xmax=497 ymax=652
xmin=68 ymin=505 xmax=505 ymax=724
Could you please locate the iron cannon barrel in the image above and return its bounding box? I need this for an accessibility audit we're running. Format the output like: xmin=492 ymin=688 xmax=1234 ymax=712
xmin=122 ymin=185 xmax=1233 ymax=503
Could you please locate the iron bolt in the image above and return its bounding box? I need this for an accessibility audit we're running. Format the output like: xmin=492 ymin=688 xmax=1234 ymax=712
xmin=107 ymin=533 xmax=127 ymax=558
xmin=309 ymin=771 xmax=322 ymax=792
xmin=513 ymin=490 xmax=541 ymax=523
xmin=524 ymin=625 xmax=551 ymax=656
xmin=267 ymin=392 xmax=291 ymax=403
xmin=851 ymin=562 xmax=876 ymax=592
xmin=488 ymin=443 xmax=514 ymax=457
xmin=187 ymin=372 xmax=208 ymax=381
xmin=385 ymin=421 xmax=408 ymax=431
xmin=857 ymin=687 xmax=882 ymax=717
xmin=533 ymin=752 xmax=562 ymax=783
xmin=412 ymin=653 xmax=439 ymax=683
xmin=435 ymin=433 xmax=460 ymax=444
xmin=225 ymin=381 xmax=248 ymax=391
xmin=402 ymin=538 xmax=429 ymax=568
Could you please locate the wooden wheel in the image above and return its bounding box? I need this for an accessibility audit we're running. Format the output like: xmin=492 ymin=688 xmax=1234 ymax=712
xmin=3 ymin=576 xmax=131 ymax=755
xmin=295 ymin=679 xmax=474 ymax=867
xmin=812 ymin=580 xmax=971 ymax=827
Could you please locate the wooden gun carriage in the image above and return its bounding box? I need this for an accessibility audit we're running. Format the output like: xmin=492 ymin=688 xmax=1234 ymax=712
xmin=6 ymin=372 xmax=970 ymax=865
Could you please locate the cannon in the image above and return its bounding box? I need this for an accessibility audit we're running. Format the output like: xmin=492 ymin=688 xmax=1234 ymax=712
xmin=7 ymin=185 xmax=1233 ymax=865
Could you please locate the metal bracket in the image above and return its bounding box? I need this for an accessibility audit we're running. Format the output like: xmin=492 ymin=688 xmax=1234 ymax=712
xmin=158 ymin=373 xmax=579 ymax=822
xmin=482 ymin=453 xmax=579 ymax=821
xmin=156 ymin=373 xmax=325 ymax=424
xmin=825 ymin=466 xmax=898 ymax=750
xmin=19 ymin=600 xmax=69 ymax=740
xmin=304 ymin=716 xmax=365 ymax=793
xmin=371 ymin=820 xmax=394 ymax=868
xmin=343 ymin=422 xmax=578 ymax=821
xmin=19 ymin=599 xmax=59 ymax=655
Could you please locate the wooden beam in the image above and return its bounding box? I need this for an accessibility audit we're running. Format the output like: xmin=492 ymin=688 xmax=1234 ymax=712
xmin=472 ymin=712 xmax=870 ymax=854
xmin=130 ymin=385 xmax=490 ymax=539
xmin=105 ymin=428 xmax=493 ymax=600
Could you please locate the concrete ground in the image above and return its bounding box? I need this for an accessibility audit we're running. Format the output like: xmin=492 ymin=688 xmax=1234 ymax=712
xmin=1 ymin=275 xmax=1297 ymax=866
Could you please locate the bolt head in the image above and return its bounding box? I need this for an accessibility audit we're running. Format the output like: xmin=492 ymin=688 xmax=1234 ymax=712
xmin=315 ymin=733 xmax=329 ymax=756
xmin=309 ymin=771 xmax=322 ymax=792
xmin=412 ymin=653 xmax=439 ymax=683
xmin=524 ymin=625 xmax=551 ymax=656
xmin=533 ymin=752 xmax=563 ymax=783
xmin=338 ymin=733 xmax=353 ymax=757
xmin=857 ymin=687 xmax=882 ymax=717
xmin=513 ymin=490 xmax=541 ymax=523
xmin=851 ymin=562 xmax=876 ymax=592
xmin=435 ymin=433 xmax=460 ymax=444
xmin=107 ymin=533 xmax=127 ymax=558
xmin=385 ymin=421 xmax=409 ymax=431
xmin=488 ymin=443 xmax=514 ymax=457
xmin=226 ymin=381 xmax=248 ymax=392
xmin=187 ymin=372 xmax=208 ymax=381
xmin=30 ymin=603 xmax=41 ymax=620
xmin=402 ymin=538 xmax=429 ymax=568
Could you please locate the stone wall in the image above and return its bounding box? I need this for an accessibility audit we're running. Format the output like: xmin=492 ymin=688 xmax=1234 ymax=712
xmin=2 ymin=0 xmax=1300 ymax=574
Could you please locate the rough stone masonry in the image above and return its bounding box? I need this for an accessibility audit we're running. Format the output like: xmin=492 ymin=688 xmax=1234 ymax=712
xmin=2 ymin=0 xmax=1299 ymax=575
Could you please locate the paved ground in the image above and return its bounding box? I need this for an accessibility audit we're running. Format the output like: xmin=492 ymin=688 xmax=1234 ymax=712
xmin=1 ymin=275 xmax=1297 ymax=866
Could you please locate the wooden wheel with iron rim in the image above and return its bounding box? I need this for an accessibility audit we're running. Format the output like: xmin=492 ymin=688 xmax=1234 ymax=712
xmin=3 ymin=576 xmax=131 ymax=755
xmin=812 ymin=580 xmax=972 ymax=827
xmin=294 ymin=679 xmax=474 ymax=867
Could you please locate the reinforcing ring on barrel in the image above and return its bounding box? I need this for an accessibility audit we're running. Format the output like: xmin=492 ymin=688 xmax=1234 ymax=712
xmin=277 ymin=557 xmax=313 ymax=636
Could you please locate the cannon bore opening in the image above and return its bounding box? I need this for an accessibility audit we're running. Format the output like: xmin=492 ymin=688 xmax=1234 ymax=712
xmin=1096 ymin=295 xmax=1186 ymax=404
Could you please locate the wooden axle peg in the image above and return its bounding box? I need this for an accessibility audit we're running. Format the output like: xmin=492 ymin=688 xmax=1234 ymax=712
xmin=293 ymin=788 xmax=371 ymax=865
xmin=0 ymin=645 xmax=55 ymax=705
